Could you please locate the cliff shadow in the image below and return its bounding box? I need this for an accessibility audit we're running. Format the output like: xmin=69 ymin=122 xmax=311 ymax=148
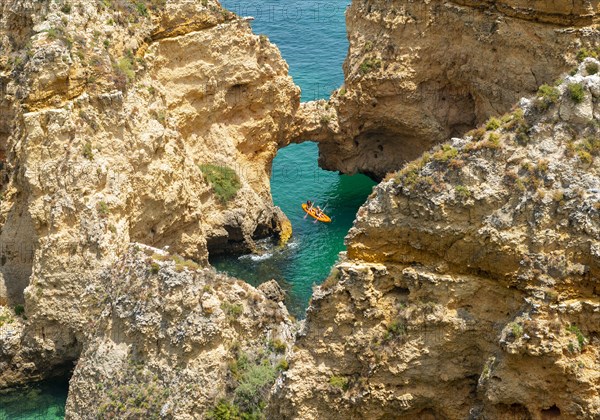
xmin=0 ymin=200 xmax=37 ymax=306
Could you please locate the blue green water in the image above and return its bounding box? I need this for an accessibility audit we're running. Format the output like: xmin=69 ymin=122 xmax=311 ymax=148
xmin=0 ymin=376 xmax=68 ymax=420
xmin=213 ymin=0 xmax=376 ymax=317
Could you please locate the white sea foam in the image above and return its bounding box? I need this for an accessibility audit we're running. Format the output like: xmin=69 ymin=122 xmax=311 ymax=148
xmin=239 ymin=252 xmax=274 ymax=262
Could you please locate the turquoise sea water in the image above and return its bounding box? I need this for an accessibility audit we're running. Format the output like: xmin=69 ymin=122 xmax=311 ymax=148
xmin=0 ymin=376 xmax=68 ymax=420
xmin=213 ymin=0 xmax=376 ymax=317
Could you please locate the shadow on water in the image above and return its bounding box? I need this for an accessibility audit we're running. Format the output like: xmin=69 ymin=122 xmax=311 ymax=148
xmin=211 ymin=142 xmax=375 ymax=318
xmin=0 ymin=374 xmax=70 ymax=420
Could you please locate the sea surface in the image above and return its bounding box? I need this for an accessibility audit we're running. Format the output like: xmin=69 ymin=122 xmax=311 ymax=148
xmin=0 ymin=376 xmax=69 ymax=420
xmin=0 ymin=1 xmax=374 ymax=416
xmin=213 ymin=0 xmax=376 ymax=317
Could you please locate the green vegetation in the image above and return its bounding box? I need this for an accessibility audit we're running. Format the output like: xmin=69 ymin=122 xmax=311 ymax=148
xmin=383 ymin=320 xmax=406 ymax=342
xmin=359 ymin=57 xmax=382 ymax=75
xmin=395 ymin=153 xmax=432 ymax=188
xmin=46 ymin=28 xmax=59 ymax=40
xmin=221 ymin=302 xmax=243 ymax=321
xmin=466 ymin=127 xmax=486 ymax=141
xmin=567 ymin=83 xmax=586 ymax=104
xmin=116 ymin=57 xmax=135 ymax=82
xmin=13 ymin=305 xmax=25 ymax=316
xmin=208 ymin=400 xmax=239 ymax=420
xmin=510 ymin=322 xmax=523 ymax=339
xmin=485 ymin=117 xmax=501 ymax=131
xmin=276 ymin=358 xmax=289 ymax=371
xmin=152 ymin=252 xmax=200 ymax=272
xmin=172 ymin=254 xmax=200 ymax=272
xmin=233 ymin=363 xmax=277 ymax=414
xmin=577 ymin=136 xmax=600 ymax=157
xmin=199 ymin=164 xmax=242 ymax=204
xmin=60 ymin=2 xmax=72 ymax=14
xmin=329 ymin=375 xmax=349 ymax=391
xmin=586 ymin=61 xmax=599 ymax=76
xmin=576 ymin=47 xmax=599 ymax=62
xmin=211 ymin=352 xmax=279 ymax=419
xmin=535 ymin=84 xmax=560 ymax=111
xmin=0 ymin=312 xmax=14 ymax=327
xmin=82 ymin=141 xmax=94 ymax=160
xmin=567 ymin=324 xmax=587 ymax=349
xmin=135 ymin=1 xmax=149 ymax=16
xmin=455 ymin=185 xmax=471 ymax=200
xmin=97 ymin=201 xmax=109 ymax=217
xmin=150 ymin=262 xmax=160 ymax=274
xmin=268 ymin=338 xmax=286 ymax=354
xmin=433 ymin=144 xmax=458 ymax=162
xmin=578 ymin=150 xmax=593 ymax=165
xmin=97 ymin=360 xmax=169 ymax=418
xmin=483 ymin=133 xmax=501 ymax=149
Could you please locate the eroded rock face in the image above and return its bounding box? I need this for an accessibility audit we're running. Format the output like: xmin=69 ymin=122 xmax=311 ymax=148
xmin=291 ymin=0 xmax=599 ymax=179
xmin=270 ymin=60 xmax=600 ymax=419
xmin=0 ymin=0 xmax=299 ymax=387
xmin=66 ymin=245 xmax=295 ymax=418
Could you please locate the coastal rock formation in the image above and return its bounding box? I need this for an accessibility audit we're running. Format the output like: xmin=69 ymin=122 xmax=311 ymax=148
xmin=291 ymin=0 xmax=599 ymax=179
xmin=270 ymin=59 xmax=600 ymax=419
xmin=0 ymin=0 xmax=298 ymax=388
xmin=66 ymin=245 xmax=294 ymax=418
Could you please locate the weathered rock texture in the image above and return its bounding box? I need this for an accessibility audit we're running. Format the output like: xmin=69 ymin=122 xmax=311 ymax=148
xmin=0 ymin=0 xmax=298 ymax=388
xmin=291 ymin=0 xmax=599 ymax=179
xmin=66 ymin=245 xmax=294 ymax=418
xmin=270 ymin=60 xmax=600 ymax=419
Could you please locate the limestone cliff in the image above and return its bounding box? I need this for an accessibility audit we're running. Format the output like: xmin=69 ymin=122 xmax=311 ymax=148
xmin=270 ymin=59 xmax=600 ymax=419
xmin=0 ymin=0 xmax=299 ymax=388
xmin=66 ymin=245 xmax=295 ymax=418
xmin=292 ymin=0 xmax=599 ymax=179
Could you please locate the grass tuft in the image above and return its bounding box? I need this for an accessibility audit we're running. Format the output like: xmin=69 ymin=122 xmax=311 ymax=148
xmin=199 ymin=164 xmax=242 ymax=204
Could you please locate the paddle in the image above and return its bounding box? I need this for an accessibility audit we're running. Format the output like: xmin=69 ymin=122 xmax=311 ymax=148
xmin=313 ymin=202 xmax=328 ymax=224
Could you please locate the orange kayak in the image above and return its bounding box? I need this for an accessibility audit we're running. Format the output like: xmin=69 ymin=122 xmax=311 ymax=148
xmin=302 ymin=203 xmax=331 ymax=223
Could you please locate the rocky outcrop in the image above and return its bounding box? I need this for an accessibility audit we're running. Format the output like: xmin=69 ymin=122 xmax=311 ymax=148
xmin=66 ymin=245 xmax=295 ymax=418
xmin=270 ymin=59 xmax=600 ymax=419
xmin=0 ymin=0 xmax=299 ymax=388
xmin=292 ymin=0 xmax=599 ymax=179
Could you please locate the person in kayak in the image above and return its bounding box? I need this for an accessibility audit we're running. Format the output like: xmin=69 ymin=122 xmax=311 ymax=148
xmin=306 ymin=200 xmax=314 ymax=211
xmin=315 ymin=206 xmax=323 ymax=218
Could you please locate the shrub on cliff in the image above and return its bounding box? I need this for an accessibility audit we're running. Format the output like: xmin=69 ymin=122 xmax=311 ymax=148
xmin=535 ymin=84 xmax=560 ymax=111
xmin=576 ymin=47 xmax=599 ymax=62
xmin=586 ymin=61 xmax=599 ymax=75
xmin=359 ymin=57 xmax=382 ymax=75
xmin=199 ymin=164 xmax=242 ymax=204
xmin=97 ymin=361 xmax=169 ymax=418
xmin=567 ymin=83 xmax=585 ymax=104
xmin=210 ymin=351 xmax=281 ymax=419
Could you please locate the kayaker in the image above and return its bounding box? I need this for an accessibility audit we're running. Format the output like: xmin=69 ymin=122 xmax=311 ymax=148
xmin=307 ymin=200 xmax=314 ymax=211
